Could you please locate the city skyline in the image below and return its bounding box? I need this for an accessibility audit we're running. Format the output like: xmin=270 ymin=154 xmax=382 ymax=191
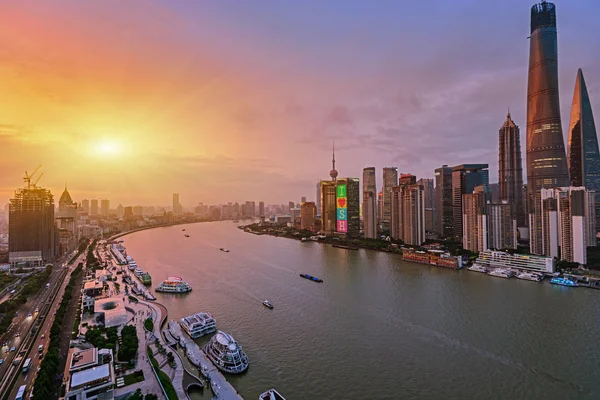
xmin=1 ymin=1 xmax=599 ymax=206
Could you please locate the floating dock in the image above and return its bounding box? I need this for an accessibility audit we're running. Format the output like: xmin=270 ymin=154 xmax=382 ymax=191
xmin=168 ymin=321 xmax=244 ymax=400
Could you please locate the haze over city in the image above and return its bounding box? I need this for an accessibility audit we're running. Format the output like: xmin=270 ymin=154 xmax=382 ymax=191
xmin=1 ymin=0 xmax=599 ymax=206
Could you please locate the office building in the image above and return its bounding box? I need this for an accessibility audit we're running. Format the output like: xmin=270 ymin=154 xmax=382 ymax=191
xmin=116 ymin=204 xmax=124 ymax=219
xmin=320 ymin=181 xmax=337 ymax=234
xmin=300 ymin=202 xmax=317 ymax=231
xmin=123 ymin=206 xmax=133 ymax=219
xmin=335 ymin=178 xmax=360 ymax=238
xmin=452 ymin=164 xmax=489 ymax=239
xmin=475 ymin=250 xmax=555 ymax=274
xmin=532 ymin=187 xmax=596 ymax=263
xmin=382 ymin=167 xmax=399 ymax=231
xmin=399 ymin=174 xmax=416 ymax=186
xmin=100 ymin=199 xmax=110 ymax=216
xmin=488 ymin=201 xmax=518 ymax=250
xmin=172 ymin=193 xmax=182 ymax=215
xmin=82 ymin=199 xmax=90 ymax=214
xmin=462 ymin=186 xmax=488 ymax=252
xmin=527 ymin=1 xmax=570 ymax=250
xmin=568 ymin=68 xmax=600 ymax=229
xmin=90 ymin=199 xmax=98 ymax=216
xmin=56 ymin=186 xmax=78 ymax=254
xmin=363 ymin=167 xmax=377 ymax=238
xmin=301 ymin=197 xmax=307 ymax=204
xmin=499 ymin=112 xmax=525 ymax=226
xmin=435 ymin=165 xmax=453 ymax=237
xmin=417 ymin=178 xmax=435 ymax=232
xmin=391 ymin=184 xmax=425 ymax=246
xmin=259 ymin=201 xmax=265 ymax=218
xmin=316 ymin=181 xmax=322 ymax=216
xmin=377 ymin=191 xmax=383 ymax=224
xmin=9 ymin=181 xmax=58 ymax=264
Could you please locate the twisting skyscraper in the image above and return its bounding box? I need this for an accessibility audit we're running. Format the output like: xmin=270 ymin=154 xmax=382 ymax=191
xmin=498 ymin=112 xmax=525 ymax=227
xmin=527 ymin=1 xmax=569 ymax=254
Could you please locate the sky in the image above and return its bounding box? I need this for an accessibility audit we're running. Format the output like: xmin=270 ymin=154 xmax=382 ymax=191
xmin=1 ymin=0 xmax=599 ymax=208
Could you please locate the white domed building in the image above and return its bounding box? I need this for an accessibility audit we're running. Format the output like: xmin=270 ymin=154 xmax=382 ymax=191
xmin=204 ymin=330 xmax=249 ymax=374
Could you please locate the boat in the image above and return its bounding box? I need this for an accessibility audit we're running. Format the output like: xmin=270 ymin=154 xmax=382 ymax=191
xmin=184 ymin=234 xmax=190 ymax=237
xmin=134 ymin=267 xmax=143 ymax=276
xmin=155 ymin=276 xmax=192 ymax=293
xmin=145 ymin=292 xmax=156 ymax=301
xmin=180 ymin=312 xmax=217 ymax=338
xmin=467 ymin=264 xmax=489 ymax=273
xmin=487 ymin=268 xmax=515 ymax=279
xmin=204 ymin=330 xmax=249 ymax=374
xmin=140 ymin=272 xmax=152 ymax=285
xmin=516 ymin=272 xmax=542 ymax=282
xmin=182 ymin=229 xmax=186 ymax=231
xmin=550 ymin=277 xmax=578 ymax=287
xmin=233 ymin=220 xmax=240 ymax=223
xmin=332 ymin=244 xmax=359 ymax=250
xmin=259 ymin=389 xmax=287 ymax=400
xmin=220 ymin=248 xmax=230 ymax=252
xmin=299 ymin=273 xmax=323 ymax=282
xmin=262 ymin=300 xmax=273 ymax=309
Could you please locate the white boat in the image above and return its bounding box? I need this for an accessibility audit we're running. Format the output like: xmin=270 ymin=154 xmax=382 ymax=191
xmin=259 ymin=389 xmax=287 ymax=400
xmin=155 ymin=276 xmax=192 ymax=293
xmin=180 ymin=312 xmax=217 ymax=338
xmin=467 ymin=264 xmax=488 ymax=273
xmin=487 ymin=268 xmax=515 ymax=279
xmin=204 ymin=330 xmax=248 ymax=374
xmin=516 ymin=272 xmax=542 ymax=282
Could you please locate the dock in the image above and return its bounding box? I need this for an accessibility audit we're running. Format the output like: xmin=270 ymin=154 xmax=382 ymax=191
xmin=168 ymin=321 xmax=244 ymax=400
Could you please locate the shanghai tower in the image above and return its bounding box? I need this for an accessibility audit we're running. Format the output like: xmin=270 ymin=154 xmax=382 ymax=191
xmin=526 ymin=1 xmax=569 ymax=254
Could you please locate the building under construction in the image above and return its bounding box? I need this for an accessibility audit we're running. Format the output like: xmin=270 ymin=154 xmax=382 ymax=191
xmin=9 ymin=168 xmax=58 ymax=265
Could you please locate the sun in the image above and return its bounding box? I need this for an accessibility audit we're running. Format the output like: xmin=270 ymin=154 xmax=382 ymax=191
xmin=94 ymin=140 xmax=122 ymax=156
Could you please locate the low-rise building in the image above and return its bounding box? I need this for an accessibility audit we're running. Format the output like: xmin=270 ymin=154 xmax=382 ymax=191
xmin=65 ymin=347 xmax=115 ymax=400
xmin=475 ymin=250 xmax=555 ymax=274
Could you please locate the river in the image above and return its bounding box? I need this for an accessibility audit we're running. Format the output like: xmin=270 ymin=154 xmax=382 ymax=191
xmin=123 ymin=221 xmax=600 ymax=400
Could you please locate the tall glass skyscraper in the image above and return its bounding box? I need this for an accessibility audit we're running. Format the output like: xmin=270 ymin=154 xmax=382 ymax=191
xmin=498 ymin=112 xmax=525 ymax=227
xmin=526 ymin=1 xmax=569 ymax=254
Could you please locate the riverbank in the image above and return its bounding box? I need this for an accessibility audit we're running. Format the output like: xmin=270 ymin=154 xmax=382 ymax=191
xmin=109 ymin=219 xmax=214 ymax=242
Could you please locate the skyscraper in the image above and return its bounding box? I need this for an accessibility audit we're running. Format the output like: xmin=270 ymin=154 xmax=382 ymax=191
xmin=320 ymin=181 xmax=337 ymax=234
xmin=488 ymin=202 xmax=518 ymax=250
xmin=362 ymin=167 xmax=377 ymax=238
xmin=82 ymin=199 xmax=90 ymax=214
xmin=100 ymin=199 xmax=110 ymax=216
xmin=462 ymin=186 xmax=488 ymax=252
xmin=56 ymin=186 xmax=78 ymax=254
xmin=452 ymin=164 xmax=489 ymax=239
xmin=300 ymin=202 xmax=317 ymax=231
xmin=259 ymin=201 xmax=265 ymax=218
xmin=417 ymin=178 xmax=435 ymax=232
xmin=90 ymin=199 xmax=99 ymax=215
xmin=172 ymin=193 xmax=182 ymax=215
xmin=527 ymin=1 xmax=569 ymax=251
xmin=316 ymin=181 xmax=322 ymax=216
xmin=567 ymin=68 xmax=600 ymax=231
xmin=435 ymin=165 xmax=453 ymax=237
xmin=117 ymin=204 xmax=124 ymax=218
xmin=498 ymin=112 xmax=525 ymax=227
xmin=391 ymin=184 xmax=425 ymax=246
xmin=382 ymin=167 xmax=398 ymax=232
xmin=334 ymin=177 xmax=360 ymax=237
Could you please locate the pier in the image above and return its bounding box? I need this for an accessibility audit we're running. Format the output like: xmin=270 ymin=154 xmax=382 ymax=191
xmin=168 ymin=322 xmax=244 ymax=400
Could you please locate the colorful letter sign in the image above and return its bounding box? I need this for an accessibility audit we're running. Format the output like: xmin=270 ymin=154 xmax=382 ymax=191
xmin=336 ymin=183 xmax=347 ymax=233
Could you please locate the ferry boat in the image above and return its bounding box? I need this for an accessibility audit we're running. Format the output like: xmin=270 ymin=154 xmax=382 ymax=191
xmin=155 ymin=276 xmax=192 ymax=293
xmin=233 ymin=220 xmax=240 ymax=223
xmin=134 ymin=267 xmax=143 ymax=276
xmin=182 ymin=229 xmax=186 ymax=231
xmin=550 ymin=277 xmax=578 ymax=287
xmin=220 ymin=248 xmax=230 ymax=252
xmin=516 ymin=272 xmax=542 ymax=282
xmin=140 ymin=272 xmax=152 ymax=285
xmin=467 ymin=264 xmax=489 ymax=273
xmin=259 ymin=389 xmax=287 ymax=400
xmin=487 ymin=268 xmax=515 ymax=279
xmin=299 ymin=273 xmax=323 ymax=282
xmin=205 ymin=331 xmax=249 ymax=374
xmin=262 ymin=300 xmax=273 ymax=309
xmin=180 ymin=312 xmax=217 ymax=338
xmin=184 ymin=234 xmax=190 ymax=238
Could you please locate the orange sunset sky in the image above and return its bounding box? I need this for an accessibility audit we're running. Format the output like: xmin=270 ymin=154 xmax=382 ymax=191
xmin=1 ymin=1 xmax=598 ymax=207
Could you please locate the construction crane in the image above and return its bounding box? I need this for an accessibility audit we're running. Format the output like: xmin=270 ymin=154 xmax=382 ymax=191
xmin=24 ymin=165 xmax=42 ymax=189
xmin=34 ymin=172 xmax=44 ymax=188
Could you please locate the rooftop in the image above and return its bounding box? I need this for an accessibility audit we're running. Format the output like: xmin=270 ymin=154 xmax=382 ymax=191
xmin=70 ymin=363 xmax=111 ymax=389
xmin=69 ymin=348 xmax=98 ymax=372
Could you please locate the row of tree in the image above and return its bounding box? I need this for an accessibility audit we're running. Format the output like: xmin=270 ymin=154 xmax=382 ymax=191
xmin=118 ymin=325 xmax=139 ymax=362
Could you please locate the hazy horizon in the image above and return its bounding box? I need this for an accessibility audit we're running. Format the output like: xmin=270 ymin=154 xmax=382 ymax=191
xmin=1 ymin=0 xmax=599 ymax=207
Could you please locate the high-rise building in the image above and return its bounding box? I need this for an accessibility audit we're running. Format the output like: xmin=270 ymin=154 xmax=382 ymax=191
xmin=452 ymin=164 xmax=489 ymax=239
xmin=100 ymin=199 xmax=110 ymax=216
xmin=567 ymin=68 xmax=600 ymax=230
xmin=320 ymin=181 xmax=337 ymax=234
xmin=435 ymin=165 xmax=453 ymax=237
xmin=301 ymin=197 xmax=307 ymax=204
xmin=56 ymin=186 xmax=78 ymax=254
xmin=362 ymin=167 xmax=377 ymax=239
xmin=300 ymin=202 xmax=317 ymax=232
xmin=172 ymin=193 xmax=182 ymax=215
xmin=259 ymin=201 xmax=265 ymax=218
xmin=9 ymin=183 xmax=58 ymax=263
xmin=363 ymin=191 xmax=377 ymax=239
xmin=527 ymin=1 xmax=569 ymax=251
xmin=90 ymin=199 xmax=98 ymax=215
xmin=116 ymin=204 xmax=124 ymax=218
xmin=377 ymin=191 xmax=383 ymax=224
xmin=315 ymin=181 xmax=322 ymax=216
xmin=288 ymin=202 xmax=295 ymax=214
xmin=399 ymin=174 xmax=416 ymax=186
xmin=488 ymin=201 xmax=518 ymax=250
xmin=417 ymin=178 xmax=435 ymax=232
xmin=123 ymin=206 xmax=133 ymax=219
xmin=82 ymin=199 xmax=90 ymax=214
xmin=335 ymin=178 xmax=360 ymax=238
xmin=534 ymin=187 xmax=596 ymax=263
xmin=391 ymin=184 xmax=425 ymax=245
xmin=382 ymin=167 xmax=399 ymax=231
xmin=133 ymin=206 xmax=143 ymax=216
xmin=462 ymin=186 xmax=488 ymax=252
xmin=499 ymin=112 xmax=525 ymax=227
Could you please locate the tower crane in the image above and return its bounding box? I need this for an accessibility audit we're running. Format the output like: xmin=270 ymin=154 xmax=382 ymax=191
xmin=24 ymin=165 xmax=42 ymax=189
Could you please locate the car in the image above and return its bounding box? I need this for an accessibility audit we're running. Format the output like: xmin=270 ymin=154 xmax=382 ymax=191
xmin=38 ymin=353 xmax=43 ymax=359
xmin=40 ymin=334 xmax=45 ymax=339
xmin=27 ymin=312 xmax=32 ymax=317
xmin=0 ymin=359 xmax=3 ymax=365
xmin=15 ymin=332 xmax=20 ymax=337
xmin=34 ymin=307 xmax=39 ymax=313
xmin=10 ymin=346 xmax=16 ymax=352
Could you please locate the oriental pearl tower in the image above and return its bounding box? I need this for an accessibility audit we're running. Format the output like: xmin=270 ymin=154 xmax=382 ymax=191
xmin=329 ymin=142 xmax=338 ymax=181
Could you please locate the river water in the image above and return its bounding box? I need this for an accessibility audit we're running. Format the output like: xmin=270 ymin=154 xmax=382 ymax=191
xmin=123 ymin=221 xmax=600 ymax=400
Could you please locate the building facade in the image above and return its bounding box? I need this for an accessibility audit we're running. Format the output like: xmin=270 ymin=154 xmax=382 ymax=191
xmin=498 ymin=112 xmax=525 ymax=227
xmin=300 ymin=202 xmax=317 ymax=231
xmin=391 ymin=184 xmax=425 ymax=246
xmin=382 ymin=167 xmax=398 ymax=232
xmin=435 ymin=165 xmax=453 ymax=237
xmin=475 ymin=250 xmax=555 ymax=274
xmin=362 ymin=167 xmax=377 ymax=238
xmin=417 ymin=178 xmax=435 ymax=232
xmin=100 ymin=199 xmax=110 ymax=216
xmin=488 ymin=201 xmax=518 ymax=250
xmin=452 ymin=164 xmax=489 ymax=239
xmin=462 ymin=186 xmax=488 ymax=252
xmin=320 ymin=181 xmax=337 ymax=234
